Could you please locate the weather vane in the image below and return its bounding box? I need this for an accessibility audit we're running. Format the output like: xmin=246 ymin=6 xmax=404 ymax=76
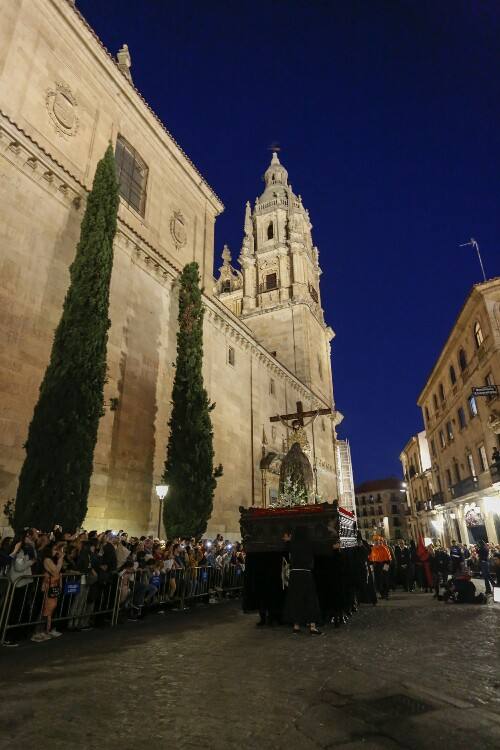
xmin=268 ymin=142 xmax=281 ymax=153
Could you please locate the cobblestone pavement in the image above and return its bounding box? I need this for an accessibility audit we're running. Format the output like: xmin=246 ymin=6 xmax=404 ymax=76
xmin=0 ymin=591 xmax=498 ymax=750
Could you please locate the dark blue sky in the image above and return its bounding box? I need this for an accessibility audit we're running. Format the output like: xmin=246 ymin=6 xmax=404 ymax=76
xmin=77 ymin=0 xmax=500 ymax=484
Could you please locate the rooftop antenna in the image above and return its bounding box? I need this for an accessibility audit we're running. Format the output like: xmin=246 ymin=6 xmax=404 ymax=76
xmin=459 ymin=237 xmax=486 ymax=282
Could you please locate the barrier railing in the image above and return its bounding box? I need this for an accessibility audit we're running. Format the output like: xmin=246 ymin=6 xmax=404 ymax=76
xmin=0 ymin=572 xmax=120 ymax=644
xmin=221 ymin=564 xmax=245 ymax=595
xmin=0 ymin=565 xmax=244 ymax=644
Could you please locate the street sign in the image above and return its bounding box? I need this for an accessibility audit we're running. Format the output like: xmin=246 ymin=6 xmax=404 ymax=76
xmin=472 ymin=385 xmax=498 ymax=397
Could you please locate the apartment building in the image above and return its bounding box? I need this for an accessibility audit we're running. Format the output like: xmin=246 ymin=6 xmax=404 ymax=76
xmin=355 ymin=478 xmax=409 ymax=541
xmin=417 ymin=279 xmax=500 ymax=545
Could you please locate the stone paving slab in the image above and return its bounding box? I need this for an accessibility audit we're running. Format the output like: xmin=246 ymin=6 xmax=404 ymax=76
xmin=0 ymin=592 xmax=498 ymax=749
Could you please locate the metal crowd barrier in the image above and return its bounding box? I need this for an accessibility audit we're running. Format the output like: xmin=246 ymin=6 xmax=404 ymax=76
xmin=221 ymin=564 xmax=245 ymax=595
xmin=0 ymin=565 xmax=245 ymax=644
xmin=0 ymin=572 xmax=120 ymax=644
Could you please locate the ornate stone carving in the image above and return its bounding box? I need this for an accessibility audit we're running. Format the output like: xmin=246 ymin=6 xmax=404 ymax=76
xmin=488 ymin=409 xmax=500 ymax=434
xmin=214 ymin=245 xmax=243 ymax=295
xmin=46 ymin=82 xmax=79 ymax=137
xmin=169 ymin=210 xmax=188 ymax=250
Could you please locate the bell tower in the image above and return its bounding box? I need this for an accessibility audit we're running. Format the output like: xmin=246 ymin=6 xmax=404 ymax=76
xmin=215 ymin=152 xmax=335 ymax=406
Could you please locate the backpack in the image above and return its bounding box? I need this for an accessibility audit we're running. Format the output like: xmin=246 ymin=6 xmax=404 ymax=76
xmin=8 ymin=553 xmax=33 ymax=586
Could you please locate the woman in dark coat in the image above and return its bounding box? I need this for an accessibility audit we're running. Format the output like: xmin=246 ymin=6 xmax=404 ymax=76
xmin=284 ymin=526 xmax=322 ymax=635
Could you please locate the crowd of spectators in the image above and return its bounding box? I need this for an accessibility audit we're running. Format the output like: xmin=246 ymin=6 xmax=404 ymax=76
xmin=0 ymin=527 xmax=244 ymax=647
xmin=367 ymin=535 xmax=500 ymax=604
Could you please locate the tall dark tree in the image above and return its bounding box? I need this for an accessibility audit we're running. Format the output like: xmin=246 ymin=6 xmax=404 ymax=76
xmin=163 ymin=262 xmax=222 ymax=538
xmin=13 ymin=145 xmax=119 ymax=532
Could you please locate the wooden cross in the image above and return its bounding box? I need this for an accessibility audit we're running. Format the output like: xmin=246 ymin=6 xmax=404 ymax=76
xmin=270 ymin=401 xmax=332 ymax=426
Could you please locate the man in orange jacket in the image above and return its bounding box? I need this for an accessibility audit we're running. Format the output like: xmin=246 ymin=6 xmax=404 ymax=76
xmin=369 ymin=536 xmax=392 ymax=600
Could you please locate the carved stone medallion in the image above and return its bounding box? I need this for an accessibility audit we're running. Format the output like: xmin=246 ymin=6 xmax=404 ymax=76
xmin=46 ymin=82 xmax=79 ymax=137
xmin=170 ymin=210 xmax=188 ymax=250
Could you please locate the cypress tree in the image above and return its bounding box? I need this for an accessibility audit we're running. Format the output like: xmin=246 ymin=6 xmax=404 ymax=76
xmin=13 ymin=145 xmax=119 ymax=532
xmin=163 ymin=262 xmax=222 ymax=538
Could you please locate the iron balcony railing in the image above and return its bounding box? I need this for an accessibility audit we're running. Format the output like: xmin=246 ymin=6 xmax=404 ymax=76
xmin=450 ymin=475 xmax=478 ymax=499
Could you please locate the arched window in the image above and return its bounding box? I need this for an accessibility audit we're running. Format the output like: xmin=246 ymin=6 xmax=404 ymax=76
xmin=449 ymin=365 xmax=456 ymax=385
xmin=267 ymin=221 xmax=274 ymax=240
xmin=473 ymin=321 xmax=484 ymax=349
xmin=425 ymin=406 xmax=430 ymax=422
xmin=433 ymin=394 xmax=439 ymax=412
xmin=458 ymin=348 xmax=467 ymax=371
xmin=439 ymin=383 xmax=445 ymax=402
xmin=221 ymin=280 xmax=231 ymax=293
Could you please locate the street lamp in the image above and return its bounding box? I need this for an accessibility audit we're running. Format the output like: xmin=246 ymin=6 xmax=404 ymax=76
xmin=155 ymin=484 xmax=169 ymax=538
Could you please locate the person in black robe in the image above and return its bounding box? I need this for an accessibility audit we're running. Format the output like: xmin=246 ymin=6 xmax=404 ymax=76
xmin=354 ymin=538 xmax=377 ymax=605
xmin=284 ymin=526 xmax=322 ymax=634
xmin=243 ymin=550 xmax=285 ymax=626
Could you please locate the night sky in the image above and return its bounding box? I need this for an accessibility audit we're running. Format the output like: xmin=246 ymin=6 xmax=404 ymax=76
xmin=76 ymin=0 xmax=500 ymax=485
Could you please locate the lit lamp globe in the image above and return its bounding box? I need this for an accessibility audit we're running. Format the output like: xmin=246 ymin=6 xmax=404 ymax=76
xmin=156 ymin=485 xmax=169 ymax=502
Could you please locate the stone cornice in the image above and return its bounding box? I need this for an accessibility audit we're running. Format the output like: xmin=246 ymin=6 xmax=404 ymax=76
xmin=242 ymin=298 xmax=330 ymax=334
xmin=0 ymin=109 xmax=85 ymax=207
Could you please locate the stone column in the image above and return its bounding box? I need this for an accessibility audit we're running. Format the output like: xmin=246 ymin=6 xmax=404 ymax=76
xmin=290 ymin=244 xmax=306 ymax=299
xmin=241 ymin=256 xmax=257 ymax=312
xmin=480 ymin=496 xmax=500 ymax=543
xmin=278 ymin=247 xmax=290 ymax=302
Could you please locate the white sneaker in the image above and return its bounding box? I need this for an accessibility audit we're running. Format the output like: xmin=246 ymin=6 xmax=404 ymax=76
xmin=31 ymin=632 xmax=50 ymax=642
xmin=48 ymin=629 xmax=62 ymax=638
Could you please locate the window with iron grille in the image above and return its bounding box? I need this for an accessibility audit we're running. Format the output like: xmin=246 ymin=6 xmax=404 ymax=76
xmin=115 ymin=135 xmax=148 ymax=216
xmin=265 ymin=273 xmax=277 ymax=290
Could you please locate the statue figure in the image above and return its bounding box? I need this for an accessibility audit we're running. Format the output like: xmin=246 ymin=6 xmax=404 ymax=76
xmin=288 ymin=419 xmax=311 ymax=456
xmin=277 ymin=441 xmax=314 ymax=507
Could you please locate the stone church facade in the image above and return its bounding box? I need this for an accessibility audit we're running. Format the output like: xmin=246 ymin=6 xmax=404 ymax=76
xmin=0 ymin=0 xmax=349 ymax=537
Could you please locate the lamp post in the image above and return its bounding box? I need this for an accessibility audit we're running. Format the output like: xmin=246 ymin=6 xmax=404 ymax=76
xmin=155 ymin=484 xmax=169 ymax=538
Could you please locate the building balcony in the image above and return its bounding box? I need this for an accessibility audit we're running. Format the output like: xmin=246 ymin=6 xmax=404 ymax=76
xmin=429 ymin=491 xmax=444 ymax=508
xmin=450 ymin=475 xmax=478 ymax=499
